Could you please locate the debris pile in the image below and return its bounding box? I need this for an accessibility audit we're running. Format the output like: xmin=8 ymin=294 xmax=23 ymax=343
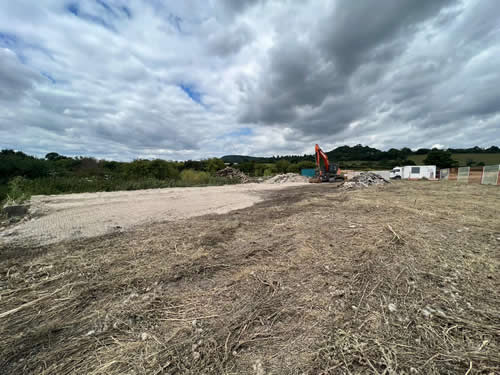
xmin=340 ymin=172 xmax=390 ymax=190
xmin=264 ymin=173 xmax=309 ymax=184
xmin=216 ymin=167 xmax=250 ymax=183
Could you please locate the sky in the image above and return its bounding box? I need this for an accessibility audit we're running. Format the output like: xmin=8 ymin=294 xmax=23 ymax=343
xmin=0 ymin=0 xmax=499 ymax=160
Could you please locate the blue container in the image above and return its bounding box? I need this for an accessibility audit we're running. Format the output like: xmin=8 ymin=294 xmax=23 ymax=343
xmin=301 ymin=168 xmax=316 ymax=177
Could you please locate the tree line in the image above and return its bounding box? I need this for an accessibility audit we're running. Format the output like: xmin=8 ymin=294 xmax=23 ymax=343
xmin=222 ymin=144 xmax=500 ymax=164
xmin=1 ymin=144 xmax=498 ymax=202
xmin=0 ymin=150 xmax=231 ymax=202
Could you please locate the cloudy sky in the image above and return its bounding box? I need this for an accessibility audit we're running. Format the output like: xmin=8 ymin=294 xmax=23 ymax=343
xmin=0 ymin=0 xmax=499 ymax=160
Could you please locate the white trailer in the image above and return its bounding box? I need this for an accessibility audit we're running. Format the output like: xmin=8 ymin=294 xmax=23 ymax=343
xmin=390 ymin=165 xmax=436 ymax=180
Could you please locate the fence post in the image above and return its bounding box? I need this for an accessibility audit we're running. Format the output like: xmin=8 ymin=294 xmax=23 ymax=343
xmin=440 ymin=168 xmax=449 ymax=180
xmin=457 ymin=167 xmax=470 ymax=183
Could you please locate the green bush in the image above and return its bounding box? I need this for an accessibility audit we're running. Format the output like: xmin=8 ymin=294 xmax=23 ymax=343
xmin=205 ymin=158 xmax=225 ymax=173
xmin=297 ymin=161 xmax=316 ymax=169
xmin=263 ymin=168 xmax=275 ymax=177
xmin=122 ymin=159 xmax=180 ymax=180
xmin=180 ymin=169 xmax=211 ymax=185
xmin=286 ymin=164 xmax=300 ymax=173
xmin=0 ymin=173 xmax=238 ymax=203
xmin=7 ymin=176 xmax=31 ymax=202
xmin=275 ymin=160 xmax=290 ymax=173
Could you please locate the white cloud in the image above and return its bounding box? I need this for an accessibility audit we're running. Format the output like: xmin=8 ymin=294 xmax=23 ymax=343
xmin=432 ymin=144 xmax=445 ymax=149
xmin=0 ymin=0 xmax=498 ymax=160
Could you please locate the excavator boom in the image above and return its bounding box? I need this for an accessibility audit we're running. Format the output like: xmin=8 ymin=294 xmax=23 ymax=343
xmin=315 ymin=144 xmax=329 ymax=173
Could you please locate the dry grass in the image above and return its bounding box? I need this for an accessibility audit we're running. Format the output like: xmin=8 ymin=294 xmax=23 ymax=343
xmin=1 ymin=181 xmax=499 ymax=374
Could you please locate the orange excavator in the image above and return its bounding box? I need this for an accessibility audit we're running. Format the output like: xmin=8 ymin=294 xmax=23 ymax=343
xmin=309 ymin=144 xmax=344 ymax=183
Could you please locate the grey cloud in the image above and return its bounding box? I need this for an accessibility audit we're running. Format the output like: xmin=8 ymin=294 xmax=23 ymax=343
xmin=95 ymin=123 xmax=197 ymax=151
xmin=219 ymin=0 xmax=263 ymax=15
xmin=241 ymin=0 xmax=459 ymax=131
xmin=319 ymin=0 xmax=455 ymax=74
xmin=239 ymin=0 xmax=500 ymax=153
xmin=240 ymin=37 xmax=342 ymax=124
xmin=0 ymin=48 xmax=41 ymax=101
xmin=207 ymin=23 xmax=254 ymax=57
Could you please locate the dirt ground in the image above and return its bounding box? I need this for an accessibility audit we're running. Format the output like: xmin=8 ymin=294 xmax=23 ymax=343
xmin=0 ymin=181 xmax=499 ymax=374
xmin=0 ymin=182 xmax=307 ymax=246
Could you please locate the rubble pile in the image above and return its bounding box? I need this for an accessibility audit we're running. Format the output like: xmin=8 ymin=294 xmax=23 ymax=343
xmin=264 ymin=173 xmax=309 ymax=184
xmin=340 ymin=172 xmax=390 ymax=190
xmin=216 ymin=167 xmax=250 ymax=183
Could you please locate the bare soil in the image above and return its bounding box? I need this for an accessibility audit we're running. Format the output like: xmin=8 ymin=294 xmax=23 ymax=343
xmin=0 ymin=181 xmax=499 ymax=374
xmin=0 ymin=183 xmax=306 ymax=247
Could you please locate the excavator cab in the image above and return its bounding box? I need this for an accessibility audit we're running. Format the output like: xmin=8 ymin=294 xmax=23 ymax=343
xmin=318 ymin=163 xmax=339 ymax=182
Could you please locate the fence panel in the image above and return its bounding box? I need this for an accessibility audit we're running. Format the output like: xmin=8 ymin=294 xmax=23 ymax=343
xmin=448 ymin=167 xmax=458 ymax=181
xmin=457 ymin=167 xmax=470 ymax=183
xmin=468 ymin=167 xmax=483 ymax=184
xmin=481 ymin=165 xmax=500 ymax=185
xmin=440 ymin=168 xmax=449 ymax=180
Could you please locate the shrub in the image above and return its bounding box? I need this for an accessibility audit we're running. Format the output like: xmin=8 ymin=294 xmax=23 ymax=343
xmin=7 ymin=176 xmax=31 ymax=202
xmin=275 ymin=160 xmax=290 ymax=173
xmin=205 ymin=158 xmax=225 ymax=173
xmin=263 ymin=168 xmax=275 ymax=177
xmin=286 ymin=164 xmax=300 ymax=173
xmin=297 ymin=161 xmax=316 ymax=170
xmin=180 ymin=169 xmax=211 ymax=185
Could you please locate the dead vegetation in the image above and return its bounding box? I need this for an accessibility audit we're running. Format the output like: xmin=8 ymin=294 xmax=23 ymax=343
xmin=0 ymin=181 xmax=499 ymax=374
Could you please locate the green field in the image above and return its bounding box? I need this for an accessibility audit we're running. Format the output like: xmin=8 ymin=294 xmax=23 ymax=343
xmin=408 ymin=153 xmax=500 ymax=166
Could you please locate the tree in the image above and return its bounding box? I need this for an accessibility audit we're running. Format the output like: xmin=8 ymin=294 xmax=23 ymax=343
xmin=297 ymin=161 xmax=316 ymax=169
xmin=286 ymin=163 xmax=300 ymax=173
xmin=236 ymin=161 xmax=255 ymax=175
xmin=423 ymin=150 xmax=458 ymax=168
xmin=466 ymin=159 xmax=475 ymax=167
xmin=205 ymin=158 xmax=225 ymax=174
xmin=275 ymin=160 xmax=290 ymax=173
xmin=485 ymin=146 xmax=500 ymax=153
xmin=393 ymin=159 xmax=416 ymax=167
xmin=45 ymin=152 xmax=60 ymax=161
xmin=415 ymin=148 xmax=430 ymax=155
xmin=45 ymin=152 xmax=68 ymax=161
xmin=400 ymin=147 xmax=412 ymax=157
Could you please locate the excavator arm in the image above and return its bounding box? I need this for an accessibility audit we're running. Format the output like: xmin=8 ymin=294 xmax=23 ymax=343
xmin=315 ymin=144 xmax=329 ymax=175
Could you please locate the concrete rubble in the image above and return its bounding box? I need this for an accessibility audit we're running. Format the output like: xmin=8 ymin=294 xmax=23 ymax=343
xmin=340 ymin=172 xmax=390 ymax=189
xmin=264 ymin=173 xmax=309 ymax=184
xmin=216 ymin=167 xmax=250 ymax=183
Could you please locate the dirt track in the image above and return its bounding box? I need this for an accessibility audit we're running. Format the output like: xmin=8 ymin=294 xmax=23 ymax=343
xmin=0 ymin=182 xmax=307 ymax=246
